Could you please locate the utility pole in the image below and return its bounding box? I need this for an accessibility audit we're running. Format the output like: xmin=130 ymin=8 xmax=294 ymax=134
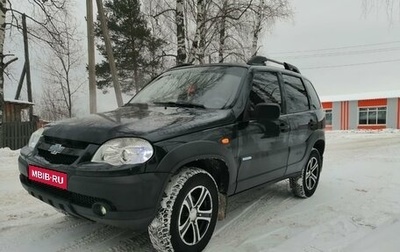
xmin=96 ymin=0 xmax=123 ymax=107
xmin=86 ymin=0 xmax=97 ymax=113
xmin=22 ymin=14 xmax=33 ymax=121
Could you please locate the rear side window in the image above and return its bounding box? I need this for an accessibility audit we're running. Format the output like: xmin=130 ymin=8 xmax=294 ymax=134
xmin=283 ymin=74 xmax=309 ymax=113
xmin=304 ymin=79 xmax=321 ymax=110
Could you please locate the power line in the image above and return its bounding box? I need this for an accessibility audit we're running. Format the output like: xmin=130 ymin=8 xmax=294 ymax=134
xmin=302 ymin=59 xmax=400 ymax=70
xmin=268 ymin=41 xmax=400 ymax=55
xmin=282 ymin=46 xmax=400 ymax=59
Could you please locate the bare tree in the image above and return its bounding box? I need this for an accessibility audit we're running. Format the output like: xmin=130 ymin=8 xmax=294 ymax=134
xmin=176 ymin=0 xmax=186 ymax=64
xmin=38 ymin=11 xmax=84 ymax=120
xmin=0 ymin=0 xmax=67 ymax=123
xmin=187 ymin=0 xmax=207 ymax=63
xmin=362 ymin=0 xmax=400 ymax=22
xmin=248 ymin=0 xmax=292 ymax=56
xmin=213 ymin=0 xmax=253 ymax=63
xmin=142 ymin=0 xmax=292 ymax=67
xmin=38 ymin=81 xmax=70 ymax=121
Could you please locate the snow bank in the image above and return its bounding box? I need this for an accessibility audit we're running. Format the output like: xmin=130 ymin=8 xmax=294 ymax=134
xmin=0 ymin=147 xmax=20 ymax=158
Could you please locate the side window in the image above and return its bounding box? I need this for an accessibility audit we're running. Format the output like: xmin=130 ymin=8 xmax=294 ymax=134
xmin=250 ymin=71 xmax=282 ymax=107
xmin=303 ymin=79 xmax=321 ymax=110
xmin=283 ymin=74 xmax=309 ymax=113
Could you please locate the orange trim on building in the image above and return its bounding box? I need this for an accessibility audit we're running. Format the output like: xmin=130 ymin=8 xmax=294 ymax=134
xmin=340 ymin=101 xmax=349 ymax=130
xmin=358 ymin=98 xmax=387 ymax=107
xmin=322 ymin=102 xmax=333 ymax=109
xmin=357 ymin=125 xmax=386 ymax=130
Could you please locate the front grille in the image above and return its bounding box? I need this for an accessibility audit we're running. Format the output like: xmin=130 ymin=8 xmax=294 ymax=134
xmin=38 ymin=149 xmax=78 ymax=165
xmin=36 ymin=136 xmax=96 ymax=165
xmin=43 ymin=136 xmax=90 ymax=149
xmin=22 ymin=175 xmax=114 ymax=209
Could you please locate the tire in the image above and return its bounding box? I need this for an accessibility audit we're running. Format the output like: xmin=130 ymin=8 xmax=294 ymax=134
xmin=290 ymin=148 xmax=321 ymax=198
xmin=148 ymin=168 xmax=219 ymax=252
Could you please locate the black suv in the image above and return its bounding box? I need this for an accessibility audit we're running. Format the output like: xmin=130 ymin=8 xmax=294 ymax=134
xmin=19 ymin=56 xmax=325 ymax=252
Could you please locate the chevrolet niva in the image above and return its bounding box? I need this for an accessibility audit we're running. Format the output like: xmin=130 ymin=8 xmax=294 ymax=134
xmin=19 ymin=56 xmax=325 ymax=251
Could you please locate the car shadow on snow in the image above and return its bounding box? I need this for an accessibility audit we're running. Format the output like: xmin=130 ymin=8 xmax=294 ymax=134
xmin=53 ymin=180 xmax=297 ymax=252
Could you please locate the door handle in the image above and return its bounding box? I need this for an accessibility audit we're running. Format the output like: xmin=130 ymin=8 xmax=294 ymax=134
xmin=308 ymin=120 xmax=318 ymax=130
xmin=279 ymin=122 xmax=290 ymax=132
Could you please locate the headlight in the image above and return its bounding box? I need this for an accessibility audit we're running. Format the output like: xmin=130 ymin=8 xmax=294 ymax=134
xmin=92 ymin=138 xmax=154 ymax=165
xmin=28 ymin=128 xmax=44 ymax=149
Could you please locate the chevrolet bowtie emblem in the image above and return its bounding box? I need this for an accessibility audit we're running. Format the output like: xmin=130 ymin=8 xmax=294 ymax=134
xmin=48 ymin=144 xmax=65 ymax=155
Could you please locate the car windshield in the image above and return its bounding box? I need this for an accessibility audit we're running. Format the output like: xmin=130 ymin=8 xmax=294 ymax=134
xmin=128 ymin=66 xmax=246 ymax=109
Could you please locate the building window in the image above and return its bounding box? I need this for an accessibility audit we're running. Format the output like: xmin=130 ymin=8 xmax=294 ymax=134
xmin=359 ymin=107 xmax=386 ymax=125
xmin=325 ymin=109 xmax=332 ymax=125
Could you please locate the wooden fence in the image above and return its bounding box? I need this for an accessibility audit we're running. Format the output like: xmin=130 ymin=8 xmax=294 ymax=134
xmin=1 ymin=121 xmax=37 ymax=150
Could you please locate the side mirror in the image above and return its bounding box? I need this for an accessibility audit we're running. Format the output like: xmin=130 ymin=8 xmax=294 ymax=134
xmin=255 ymin=103 xmax=280 ymax=121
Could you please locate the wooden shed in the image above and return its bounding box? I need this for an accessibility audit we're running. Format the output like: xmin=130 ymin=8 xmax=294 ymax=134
xmin=1 ymin=100 xmax=38 ymax=150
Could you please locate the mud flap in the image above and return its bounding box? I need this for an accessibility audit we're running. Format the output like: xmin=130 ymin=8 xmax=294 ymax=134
xmin=218 ymin=193 xmax=227 ymax=220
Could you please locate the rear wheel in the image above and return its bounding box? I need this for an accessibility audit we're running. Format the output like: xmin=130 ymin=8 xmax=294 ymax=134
xmin=290 ymin=148 xmax=321 ymax=198
xmin=148 ymin=168 xmax=219 ymax=252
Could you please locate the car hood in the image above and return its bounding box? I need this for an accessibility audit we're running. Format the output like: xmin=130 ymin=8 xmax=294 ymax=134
xmin=43 ymin=105 xmax=235 ymax=144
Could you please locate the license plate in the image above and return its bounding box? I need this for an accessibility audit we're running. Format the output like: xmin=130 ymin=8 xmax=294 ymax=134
xmin=28 ymin=165 xmax=68 ymax=190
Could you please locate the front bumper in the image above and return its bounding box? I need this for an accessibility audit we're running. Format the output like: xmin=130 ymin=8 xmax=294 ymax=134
xmin=18 ymin=154 xmax=169 ymax=231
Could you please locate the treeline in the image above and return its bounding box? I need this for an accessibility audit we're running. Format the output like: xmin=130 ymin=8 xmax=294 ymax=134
xmin=95 ymin=0 xmax=292 ymax=93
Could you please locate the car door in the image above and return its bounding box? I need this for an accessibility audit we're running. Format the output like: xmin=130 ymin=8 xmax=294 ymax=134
xmin=280 ymin=74 xmax=318 ymax=175
xmin=236 ymin=71 xmax=290 ymax=192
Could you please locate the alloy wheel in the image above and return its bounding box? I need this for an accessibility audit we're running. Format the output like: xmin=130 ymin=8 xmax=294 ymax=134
xmin=178 ymin=185 xmax=213 ymax=245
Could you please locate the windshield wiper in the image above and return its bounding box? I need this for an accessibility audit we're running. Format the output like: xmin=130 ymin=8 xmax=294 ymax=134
xmin=153 ymin=101 xmax=206 ymax=109
xmin=124 ymin=102 xmax=149 ymax=108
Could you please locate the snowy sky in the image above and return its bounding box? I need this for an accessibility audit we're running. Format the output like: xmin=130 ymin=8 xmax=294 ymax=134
xmin=4 ymin=0 xmax=400 ymax=112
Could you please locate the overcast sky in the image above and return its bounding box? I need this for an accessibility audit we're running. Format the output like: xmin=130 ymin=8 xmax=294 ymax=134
xmin=5 ymin=0 xmax=400 ymax=112
xmin=261 ymin=0 xmax=400 ymax=97
xmin=66 ymin=0 xmax=400 ymax=99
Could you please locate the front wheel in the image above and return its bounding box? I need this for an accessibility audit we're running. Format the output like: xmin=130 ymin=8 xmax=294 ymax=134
xmin=148 ymin=168 xmax=219 ymax=252
xmin=290 ymin=148 xmax=322 ymax=198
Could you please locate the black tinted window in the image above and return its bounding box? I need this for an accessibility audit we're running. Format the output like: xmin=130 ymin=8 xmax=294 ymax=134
xmin=304 ymin=79 xmax=321 ymax=110
xmin=251 ymin=72 xmax=282 ymax=106
xmin=283 ymin=74 xmax=309 ymax=113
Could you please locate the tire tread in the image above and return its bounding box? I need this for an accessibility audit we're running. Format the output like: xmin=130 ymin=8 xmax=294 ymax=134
xmin=148 ymin=168 xmax=217 ymax=252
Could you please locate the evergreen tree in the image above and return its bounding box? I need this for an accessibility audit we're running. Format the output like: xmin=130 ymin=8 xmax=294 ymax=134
xmin=95 ymin=0 xmax=165 ymax=93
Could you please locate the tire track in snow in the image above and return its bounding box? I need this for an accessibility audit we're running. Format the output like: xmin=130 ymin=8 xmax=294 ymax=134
xmin=213 ymin=181 xmax=299 ymax=240
xmin=37 ymin=215 xmax=92 ymax=240
xmin=107 ymin=232 xmax=155 ymax=252
xmin=56 ymin=225 xmax=122 ymax=252
xmin=1 ymin=209 xmax=88 ymax=243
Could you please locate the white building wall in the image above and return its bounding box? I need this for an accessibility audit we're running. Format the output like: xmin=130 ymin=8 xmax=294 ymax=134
xmin=387 ymin=98 xmax=398 ymax=129
xmin=332 ymin=102 xmax=341 ymax=130
xmin=349 ymin=101 xmax=358 ymax=130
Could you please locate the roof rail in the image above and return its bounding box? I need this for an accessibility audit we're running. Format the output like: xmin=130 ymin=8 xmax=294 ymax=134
xmin=246 ymin=56 xmax=301 ymax=74
xmin=169 ymin=63 xmax=193 ymax=70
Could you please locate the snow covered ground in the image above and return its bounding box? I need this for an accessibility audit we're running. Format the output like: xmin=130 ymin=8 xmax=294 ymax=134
xmin=1 ymin=130 xmax=399 ymax=252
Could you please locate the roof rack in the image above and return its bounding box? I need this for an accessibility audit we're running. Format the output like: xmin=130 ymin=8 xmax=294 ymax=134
xmin=169 ymin=63 xmax=193 ymax=70
xmin=246 ymin=56 xmax=301 ymax=74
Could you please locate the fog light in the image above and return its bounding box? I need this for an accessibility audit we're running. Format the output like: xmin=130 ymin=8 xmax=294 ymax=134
xmin=92 ymin=202 xmax=110 ymax=217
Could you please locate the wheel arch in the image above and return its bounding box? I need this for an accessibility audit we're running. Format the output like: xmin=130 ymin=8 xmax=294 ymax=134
xmin=313 ymin=139 xmax=325 ymax=157
xmin=177 ymin=158 xmax=230 ymax=195
xmin=156 ymin=140 xmax=237 ymax=198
